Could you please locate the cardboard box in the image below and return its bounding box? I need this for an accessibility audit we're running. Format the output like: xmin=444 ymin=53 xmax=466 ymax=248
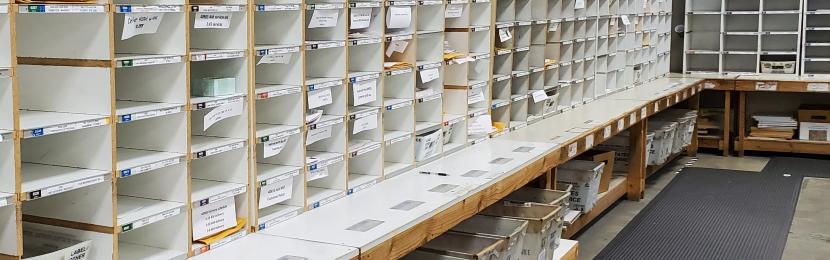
xmin=798 ymin=105 xmax=830 ymax=123
xmin=799 ymin=122 xmax=830 ymax=141
xmin=576 ymin=150 xmax=616 ymax=193
xmin=480 ymin=203 xmax=561 ymax=260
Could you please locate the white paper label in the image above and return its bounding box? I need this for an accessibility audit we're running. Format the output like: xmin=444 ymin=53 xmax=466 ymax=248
xmin=263 ymin=136 xmax=288 ymax=158
xmin=618 ymin=119 xmax=625 ymax=130
xmin=307 ymin=125 xmax=332 ymax=145
xmin=585 ymin=135 xmax=594 ymax=148
xmin=420 ymin=68 xmax=440 ymax=83
xmin=499 ymin=28 xmax=512 ymax=42
xmin=756 ymin=82 xmax=777 ymax=91
xmin=621 ymin=15 xmax=631 ymax=25
xmin=641 ymin=107 xmax=648 ymax=118
xmin=259 ymin=178 xmax=293 ymax=209
xmin=352 ymin=79 xmax=378 ymax=106
xmin=353 ymin=113 xmax=378 ymax=134
xmin=204 ymin=101 xmax=243 ymax=131
xmin=654 ymin=102 xmax=660 ymax=112
xmin=308 ymin=167 xmax=329 ymax=181
xmin=309 ymin=9 xmax=340 ymax=28
xmin=568 ymin=143 xmax=578 ymax=157
xmin=386 ymin=6 xmax=412 ymax=29
xmin=192 ymin=198 xmax=237 ymax=240
xmin=350 ymin=8 xmax=372 ymax=29
xmin=258 ymin=52 xmax=292 ymax=65
xmin=531 ymin=90 xmax=548 ymax=103
xmin=469 ymin=115 xmax=494 ymax=134
xmin=386 ymin=40 xmax=409 ymax=57
xmin=468 ymin=88 xmax=485 ymax=104
xmin=194 ymin=12 xmax=232 ymax=29
xmin=604 ymin=126 xmax=612 ymax=138
xmin=308 ymin=88 xmax=333 ymax=109
xmin=704 ymin=82 xmax=716 ymax=89
xmin=549 ymin=22 xmax=559 ymax=32
xmin=122 ymin=13 xmax=164 ymax=40
xmin=807 ymin=83 xmax=830 ymax=92
xmin=575 ymin=0 xmax=585 ymax=9
xmin=445 ymin=4 xmax=463 ymax=18
xmin=630 ymin=113 xmax=637 ymax=123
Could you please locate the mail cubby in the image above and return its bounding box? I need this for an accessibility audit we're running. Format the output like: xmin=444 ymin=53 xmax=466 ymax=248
xmin=470 ymin=0 xmax=492 ymax=26
xmin=526 ymin=75 xmax=547 ymax=122
xmin=724 ymin=14 xmax=759 ymax=33
xmin=511 ymin=71 xmax=530 ymax=100
xmin=557 ymin=82 xmax=573 ymax=110
xmin=255 ymin=2 xmax=303 ymax=48
xmin=0 ymin=5 xmax=9 ymax=67
xmin=723 ymin=34 xmax=758 ymax=53
xmin=418 ymin=0 xmax=445 ymax=33
xmin=509 ymin=93 xmax=528 ymax=130
xmin=115 ymin=5 xmax=186 ymax=60
xmin=382 ymin=94 xmax=414 ymax=178
xmin=496 ymin=24 xmax=515 ymax=50
xmin=725 ymin=0 xmax=759 ymax=12
xmin=761 ymin=34 xmax=798 ymax=54
xmin=514 ymin=23 xmax=531 ymax=49
xmin=496 ymin=0 xmax=515 ymax=23
xmin=598 ymin=0 xmax=611 ymax=15
xmin=583 ymin=76 xmax=597 ymax=102
xmin=385 ymin=35 xmax=415 ymax=69
xmin=348 ymin=73 xmax=382 ymax=113
xmin=515 ymin=0 xmax=531 ymax=21
xmin=803 ymin=59 xmax=830 ymax=75
xmin=386 ymin=1 xmax=417 ymax=36
xmin=416 ymin=64 xmax=444 ymax=99
xmin=513 ymin=48 xmax=530 ymax=72
xmin=16 ymin=4 xmax=110 ymax=61
xmin=494 ymin=50 xmax=513 ymax=77
xmin=560 ymin=0 xmax=575 ymax=18
xmin=492 ymin=75 xmax=512 ymax=108
xmin=22 ymin=222 xmax=114 ymax=260
xmin=468 ymin=55 xmax=492 ymax=83
xmin=189 ymin=177 xmax=248 ymax=255
xmin=489 ymin=100 xmax=510 ymax=134
xmin=559 ymin=61 xmax=574 ymax=82
xmin=416 ymin=32 xmax=444 ymax=65
xmin=307 ymin=46 xmax=347 ymax=112
xmin=306 ymin=118 xmax=347 ymax=209
xmin=722 ymin=53 xmax=758 ymax=74
xmin=347 ymin=107 xmax=382 ymax=195
xmin=570 ymin=79 xmax=584 ymax=106
xmin=0 ymin=189 xmax=16 ymax=258
xmin=807 ymin=0 xmax=830 ymax=12
xmin=0 ymin=76 xmax=11 ymax=133
xmin=415 ymin=92 xmax=443 ymax=134
xmin=306 ymin=3 xmax=347 ymax=42
xmin=190 ymin=5 xmax=248 ymax=52
xmin=442 ymin=114 xmax=467 ymax=154
xmin=762 ymin=13 xmax=799 ymax=34
xmin=572 ymin=59 xmax=584 ymax=81
xmin=445 ymin=0 xmax=470 ymax=28
xmin=349 ymin=1 xmax=383 ymax=40
xmin=20 ymin=125 xmax=113 ymax=226
xmin=467 ymin=82 xmax=489 ymax=113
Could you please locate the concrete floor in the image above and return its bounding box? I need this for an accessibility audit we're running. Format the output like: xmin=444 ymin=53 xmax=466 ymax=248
xmin=574 ymin=153 xmax=775 ymax=260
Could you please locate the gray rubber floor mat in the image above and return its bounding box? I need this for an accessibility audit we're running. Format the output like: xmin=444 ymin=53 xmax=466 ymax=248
xmin=594 ymin=167 xmax=801 ymax=260
xmin=763 ymin=157 xmax=830 ymax=179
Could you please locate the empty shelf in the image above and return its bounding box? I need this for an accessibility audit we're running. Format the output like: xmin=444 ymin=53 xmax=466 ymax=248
xmin=117 ymin=196 xmax=185 ymax=232
xmin=19 ymin=110 xmax=110 ymax=138
xmin=306 ymin=151 xmax=344 ymax=171
xmin=190 ymin=136 xmax=246 ymax=159
xmin=383 ymin=98 xmax=413 ymax=111
xmin=415 ymin=121 xmax=441 ymax=134
xmin=256 ymin=164 xmax=301 ymax=185
xmin=114 ymin=53 xmax=184 ymax=68
xmin=349 ymin=140 xmax=381 ymax=157
xmin=444 ymin=142 xmax=466 ymax=154
xmin=306 ymin=187 xmax=345 ymax=209
xmin=384 ymin=130 xmax=412 ymax=145
xmin=255 ymin=124 xmax=302 ymax=143
xmin=443 ymin=114 xmax=465 ymax=126
xmin=190 ymin=179 xmax=247 ymax=206
xmin=383 ymin=162 xmax=412 ymax=177
xmin=347 ymin=173 xmax=380 ymax=194
xmin=21 ymin=163 xmax=111 ymax=200
xmin=305 ymin=77 xmax=344 ymax=90
xmin=116 ymin=101 xmax=185 ymax=123
xmin=116 ymin=148 xmax=185 ymax=178
xmin=119 ymin=241 xmax=187 ymax=260
xmin=254 ymin=84 xmax=302 ymax=100
xmin=190 ymin=93 xmax=246 ymax=111
xmin=257 ymin=204 xmax=303 ymax=230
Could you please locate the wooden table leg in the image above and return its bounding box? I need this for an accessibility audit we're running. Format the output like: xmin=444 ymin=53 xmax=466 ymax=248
xmin=687 ymin=89 xmax=701 ymax=156
xmin=627 ymin=119 xmax=646 ymax=201
xmin=723 ymin=90 xmax=731 ymax=156
xmin=737 ymin=91 xmax=746 ymax=157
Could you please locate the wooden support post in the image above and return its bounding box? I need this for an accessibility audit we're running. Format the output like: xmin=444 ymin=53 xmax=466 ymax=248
xmin=535 ymin=168 xmax=556 ymax=189
xmin=723 ymin=90 xmax=731 ymax=156
xmin=686 ymin=88 xmax=701 ymax=156
xmin=737 ymin=91 xmax=746 ymax=157
xmin=627 ymin=118 xmax=646 ymax=201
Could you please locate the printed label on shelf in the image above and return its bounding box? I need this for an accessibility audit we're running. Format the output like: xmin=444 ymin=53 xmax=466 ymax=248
xmin=498 ymin=28 xmax=512 ymax=42
xmin=259 ymin=177 xmax=293 ymax=209
xmin=120 ymin=105 xmax=182 ymax=123
xmin=191 ymin=50 xmax=245 ymax=62
xmin=353 ymin=79 xmax=378 ymax=106
xmin=257 ymin=52 xmax=292 ymax=65
xmin=640 ymin=106 xmax=647 ymax=118
xmin=352 ymin=142 xmax=381 ymax=157
xmin=307 ymin=78 xmax=343 ymax=91
xmin=444 ymin=116 xmax=464 ymax=126
xmin=307 ymin=88 xmax=333 ymax=109
xmin=195 ymin=140 xmax=245 ymax=159
xmin=585 ymin=134 xmax=594 ymax=149
xmin=350 ymin=7 xmax=372 ymax=29
xmin=192 ymin=5 xmax=241 ymax=12
xmin=418 ymin=61 xmax=442 ymax=71
xmin=470 ymin=80 xmax=488 ymax=89
xmin=205 ymin=230 xmax=246 ymax=253
xmin=116 ymin=5 xmax=182 ymax=13
xmin=122 ymin=207 xmax=182 ymax=233
xmin=256 ymin=4 xmax=300 ymax=11
xmin=385 ymin=40 xmax=409 ymax=57
xmin=306 ymin=125 xmax=333 ymax=145
xmin=387 ymin=134 xmax=411 ymax=145
xmin=445 ymin=4 xmax=463 ymax=18
xmin=491 ymin=100 xmax=508 ymax=109
xmin=653 ymin=102 xmax=660 ymax=112
xmin=194 ymin=12 xmax=232 ymax=29
xmin=29 ymin=175 xmax=107 ymax=200
xmin=468 ymin=89 xmax=485 ymax=104
xmin=309 ymin=116 xmax=343 ymax=130
xmin=621 ymin=15 xmax=631 ymax=25
xmin=199 ymin=186 xmax=246 ymax=207
xmin=348 ymin=178 xmax=379 ymax=195
xmin=568 ymin=142 xmax=578 ymax=158
xmin=419 ymin=68 xmax=440 ymax=83
xmin=193 ymin=95 xmax=244 ymax=110
xmin=259 ymin=210 xmax=300 ymax=230
xmin=495 ymin=74 xmax=511 ymax=82
xmin=192 ymin=197 xmax=237 ymax=240
xmin=263 ymin=136 xmax=289 ymax=158
xmin=312 ymin=192 xmax=345 ymax=209
xmin=118 ymin=55 xmax=182 ymax=68
xmin=603 ymin=125 xmax=613 ymax=139
xmin=204 ymin=101 xmax=243 ymax=131
xmin=262 ymin=169 xmax=299 ymax=187
xmin=807 ymin=83 xmax=830 ymax=92
xmin=756 ymin=82 xmax=777 ymax=91
xmin=386 ymin=6 xmax=411 ymax=28
xmin=120 ymin=156 xmax=183 ymax=178
xmin=386 ymin=100 xmax=413 ymax=110
xmin=351 ymin=38 xmax=382 ymax=46
xmin=21 ymin=4 xmax=105 ymax=13
xmin=417 ymin=93 xmax=442 ymax=103
xmin=618 ymin=119 xmax=625 ymax=130
xmin=28 ymin=118 xmax=109 ymax=138
xmin=307 ymin=166 xmax=329 ymax=181
xmin=512 ymin=94 xmax=528 ymax=101
xmin=258 ymin=87 xmax=301 ymax=100
xmin=122 ymin=13 xmax=164 ymax=40
xmin=309 ymin=9 xmax=339 ymax=28
xmin=353 ymin=113 xmax=379 ymax=134
xmin=471 ymin=25 xmax=490 ymax=32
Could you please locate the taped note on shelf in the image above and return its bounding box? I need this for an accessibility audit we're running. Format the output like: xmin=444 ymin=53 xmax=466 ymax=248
xmin=549 ymin=22 xmax=559 ymax=32
xmin=575 ymin=0 xmax=585 ymax=9
xmin=308 ymin=88 xmax=333 ymax=109
xmin=531 ymin=90 xmax=548 ymax=103
xmin=469 ymin=114 xmax=494 ymax=134
xmin=192 ymin=197 xmax=237 ymax=240
xmin=386 ymin=6 xmax=411 ymax=29
xmin=194 ymin=12 xmax=232 ymax=29
xmin=258 ymin=52 xmax=292 ymax=65
xmin=498 ymin=28 xmax=512 ymax=42
xmin=122 ymin=13 xmax=164 ymax=40
xmin=585 ymin=134 xmax=594 ymax=148
xmin=353 ymin=79 xmax=378 ymax=106
xmin=620 ymin=15 xmax=631 ymax=26
xmin=259 ymin=177 xmax=293 ymax=209
xmin=307 ymin=125 xmax=332 ymax=145
xmin=350 ymin=8 xmax=372 ymax=29
xmin=263 ymin=136 xmax=289 ymax=158
xmin=420 ymin=68 xmax=440 ymax=83
xmin=568 ymin=143 xmax=578 ymax=157
xmin=468 ymin=88 xmax=485 ymax=104
xmin=204 ymin=101 xmax=243 ymax=131
xmin=309 ymin=9 xmax=339 ymax=28
xmin=353 ymin=113 xmax=378 ymax=134
xmin=604 ymin=125 xmax=612 ymax=138
xmin=445 ymin=4 xmax=463 ymax=18
xmin=385 ymin=40 xmax=409 ymax=57
xmin=807 ymin=83 xmax=830 ymax=92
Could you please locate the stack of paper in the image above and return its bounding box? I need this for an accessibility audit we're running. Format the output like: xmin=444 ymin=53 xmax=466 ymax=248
xmin=750 ymin=114 xmax=797 ymax=139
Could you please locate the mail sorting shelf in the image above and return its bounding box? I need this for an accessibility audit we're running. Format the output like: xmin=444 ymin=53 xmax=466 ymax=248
xmin=0 ymin=3 xmax=15 ymax=258
xmin=803 ymin=0 xmax=830 ymax=76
